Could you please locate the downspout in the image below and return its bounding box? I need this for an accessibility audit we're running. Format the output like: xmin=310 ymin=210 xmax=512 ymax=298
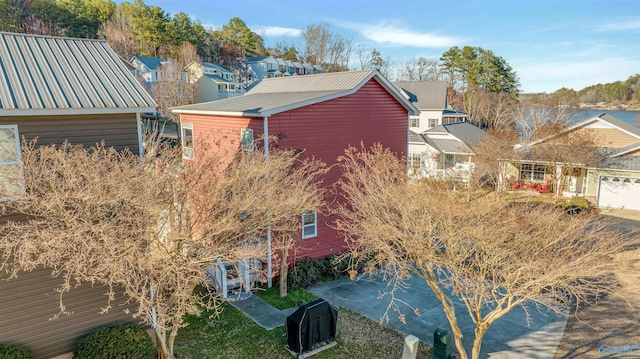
xmin=406 ymin=115 xmax=410 ymax=169
xmin=264 ymin=115 xmax=272 ymax=288
xmin=136 ymin=113 xmax=144 ymax=164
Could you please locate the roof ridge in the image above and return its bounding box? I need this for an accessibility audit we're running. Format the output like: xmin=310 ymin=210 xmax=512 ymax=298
xmin=1 ymin=31 xmax=107 ymax=42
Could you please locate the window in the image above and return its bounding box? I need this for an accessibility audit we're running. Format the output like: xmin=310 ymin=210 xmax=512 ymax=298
xmin=444 ymin=153 xmax=455 ymax=168
xmin=181 ymin=123 xmax=194 ymax=160
xmin=409 ymin=118 xmax=419 ymax=128
xmin=302 ymin=212 xmax=317 ymax=239
xmin=0 ymin=125 xmax=22 ymax=199
xmin=408 ymin=153 xmax=421 ymax=171
xmin=520 ymin=163 xmax=545 ymax=181
xmin=429 ymin=118 xmax=438 ymax=128
xmin=241 ymin=128 xmax=253 ymax=152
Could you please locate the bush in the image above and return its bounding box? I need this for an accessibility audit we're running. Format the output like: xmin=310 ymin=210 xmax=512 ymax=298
xmin=287 ymin=252 xmax=376 ymax=289
xmin=561 ymin=196 xmax=593 ymax=214
xmin=0 ymin=343 xmax=33 ymax=359
xmin=73 ymin=324 xmax=155 ymax=359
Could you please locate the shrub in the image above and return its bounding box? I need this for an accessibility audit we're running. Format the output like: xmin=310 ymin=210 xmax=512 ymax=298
xmin=73 ymin=324 xmax=155 ymax=359
xmin=0 ymin=343 xmax=33 ymax=359
xmin=288 ymin=257 xmax=322 ymax=289
xmin=287 ymin=252 xmax=377 ymax=289
xmin=561 ymin=196 xmax=593 ymax=215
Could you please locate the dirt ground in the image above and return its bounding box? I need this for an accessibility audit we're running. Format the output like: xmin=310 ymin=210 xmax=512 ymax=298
xmin=555 ymin=216 xmax=640 ymax=358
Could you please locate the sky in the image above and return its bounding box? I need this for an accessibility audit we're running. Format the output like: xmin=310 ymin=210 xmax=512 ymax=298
xmin=142 ymin=0 xmax=639 ymax=94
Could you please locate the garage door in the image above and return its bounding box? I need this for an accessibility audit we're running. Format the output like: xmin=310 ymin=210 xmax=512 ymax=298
xmin=598 ymin=176 xmax=640 ymax=210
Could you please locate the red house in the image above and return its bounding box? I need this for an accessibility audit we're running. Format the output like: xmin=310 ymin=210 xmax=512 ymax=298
xmin=172 ymin=70 xmax=417 ymax=262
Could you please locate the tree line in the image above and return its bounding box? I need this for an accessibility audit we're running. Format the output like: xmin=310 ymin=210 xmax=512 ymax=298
xmin=522 ymin=74 xmax=640 ymax=108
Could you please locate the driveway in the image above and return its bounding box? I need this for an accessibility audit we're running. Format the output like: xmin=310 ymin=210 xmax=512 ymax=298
xmin=309 ymin=273 xmax=567 ymax=358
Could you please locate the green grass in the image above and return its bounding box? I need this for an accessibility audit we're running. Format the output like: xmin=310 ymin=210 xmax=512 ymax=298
xmin=174 ymin=304 xmax=433 ymax=359
xmin=255 ymin=286 xmax=318 ymax=310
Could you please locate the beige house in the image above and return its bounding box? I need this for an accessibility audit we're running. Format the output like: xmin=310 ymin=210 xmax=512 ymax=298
xmin=0 ymin=32 xmax=156 ymax=358
xmin=507 ymin=113 xmax=640 ymax=210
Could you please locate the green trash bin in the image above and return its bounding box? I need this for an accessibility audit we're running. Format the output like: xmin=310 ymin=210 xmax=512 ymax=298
xmin=433 ymin=328 xmax=453 ymax=359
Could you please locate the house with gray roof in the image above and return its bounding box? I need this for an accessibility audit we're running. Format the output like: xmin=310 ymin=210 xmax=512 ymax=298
xmin=241 ymin=56 xmax=322 ymax=88
xmin=393 ymin=81 xmax=467 ymax=131
xmin=185 ymin=61 xmax=244 ymax=102
xmin=0 ymin=31 xmax=155 ymax=359
xmin=131 ymin=55 xmax=167 ymax=86
xmin=408 ymin=122 xmax=487 ymax=182
xmin=506 ymin=113 xmax=640 ymax=210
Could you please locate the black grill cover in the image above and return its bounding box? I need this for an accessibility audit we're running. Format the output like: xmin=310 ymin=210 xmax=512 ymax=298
xmin=286 ymin=298 xmax=338 ymax=354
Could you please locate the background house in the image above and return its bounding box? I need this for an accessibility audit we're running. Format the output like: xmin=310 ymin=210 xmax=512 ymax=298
xmin=131 ymin=55 xmax=166 ymax=87
xmin=507 ymin=113 xmax=640 ymax=210
xmin=242 ymin=56 xmax=323 ymax=88
xmin=408 ymin=122 xmax=486 ymax=182
xmin=0 ymin=32 xmax=156 ymax=358
xmin=393 ymin=81 xmax=467 ymax=131
xmin=172 ymin=70 xmax=417 ymax=264
xmin=186 ymin=61 xmax=244 ymax=102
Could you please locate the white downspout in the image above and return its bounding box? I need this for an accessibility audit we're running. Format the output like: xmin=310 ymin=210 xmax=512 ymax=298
xmin=264 ymin=116 xmax=272 ymax=288
xmin=406 ymin=115 xmax=410 ymax=169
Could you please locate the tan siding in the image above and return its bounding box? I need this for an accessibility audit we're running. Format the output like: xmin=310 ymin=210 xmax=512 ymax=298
xmin=0 ymin=268 xmax=137 ymax=359
xmin=0 ymin=112 xmax=142 ymax=357
xmin=573 ymin=128 xmax=640 ymax=148
xmin=0 ymin=113 xmax=140 ymax=153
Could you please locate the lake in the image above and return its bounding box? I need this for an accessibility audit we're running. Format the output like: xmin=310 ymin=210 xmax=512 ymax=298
xmin=578 ymin=109 xmax=639 ymax=126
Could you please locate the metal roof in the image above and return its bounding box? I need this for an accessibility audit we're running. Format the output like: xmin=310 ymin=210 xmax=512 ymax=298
xmin=132 ymin=55 xmax=166 ymax=70
xmin=430 ymin=138 xmax=474 ymax=154
xmin=392 ymin=81 xmax=448 ymax=109
xmin=1 ymin=32 xmax=156 ymax=115
xmin=200 ymin=62 xmax=233 ymax=73
xmin=201 ymin=74 xmax=231 ymax=83
xmin=409 ymin=130 xmax=425 ymax=143
xmin=173 ymin=70 xmax=418 ymax=117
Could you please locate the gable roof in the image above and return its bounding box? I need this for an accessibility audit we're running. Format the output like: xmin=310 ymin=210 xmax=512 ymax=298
xmin=531 ymin=113 xmax=640 ymax=146
xmin=0 ymin=32 xmax=156 ymax=115
xmin=172 ymin=70 xmax=418 ymax=117
xmin=611 ymin=141 xmax=640 ymax=157
xmin=132 ymin=55 xmax=166 ymax=70
xmin=199 ymin=62 xmax=233 ymax=73
xmin=412 ymin=122 xmax=486 ymax=154
xmin=392 ymin=81 xmax=448 ymax=110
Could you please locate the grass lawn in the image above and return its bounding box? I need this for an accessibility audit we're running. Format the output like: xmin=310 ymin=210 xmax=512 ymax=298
xmin=254 ymin=286 xmax=318 ymax=309
xmin=174 ymin=302 xmax=433 ymax=358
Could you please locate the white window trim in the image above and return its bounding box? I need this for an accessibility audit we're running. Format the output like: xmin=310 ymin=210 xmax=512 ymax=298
xmin=429 ymin=118 xmax=438 ymax=127
xmin=520 ymin=163 xmax=545 ymax=181
xmin=0 ymin=124 xmax=23 ymax=200
xmin=409 ymin=118 xmax=419 ymax=128
xmin=241 ymin=128 xmax=254 ymax=153
xmin=302 ymin=211 xmax=317 ymax=239
xmin=181 ymin=122 xmax=194 ymax=160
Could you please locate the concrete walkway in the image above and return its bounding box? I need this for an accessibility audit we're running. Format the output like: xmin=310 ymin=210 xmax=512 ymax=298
xmin=307 ymin=274 xmax=567 ymax=359
xmin=229 ymin=294 xmax=296 ymax=330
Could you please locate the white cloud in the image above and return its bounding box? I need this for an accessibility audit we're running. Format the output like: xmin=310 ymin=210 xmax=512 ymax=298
xmin=255 ymin=26 xmax=303 ymax=37
xmin=516 ymin=57 xmax=640 ymax=93
xmin=338 ymin=20 xmax=462 ymax=48
xmin=595 ymin=19 xmax=640 ymax=32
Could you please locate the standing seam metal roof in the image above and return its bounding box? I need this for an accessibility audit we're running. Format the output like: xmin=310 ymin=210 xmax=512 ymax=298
xmin=173 ymin=70 xmax=418 ymax=117
xmin=0 ymin=32 xmax=156 ymax=113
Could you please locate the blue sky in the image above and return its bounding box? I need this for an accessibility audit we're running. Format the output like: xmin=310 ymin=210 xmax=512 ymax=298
xmin=145 ymin=0 xmax=639 ymax=94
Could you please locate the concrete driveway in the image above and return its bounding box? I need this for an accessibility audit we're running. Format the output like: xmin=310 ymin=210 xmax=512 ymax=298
xmin=309 ymin=273 xmax=567 ymax=358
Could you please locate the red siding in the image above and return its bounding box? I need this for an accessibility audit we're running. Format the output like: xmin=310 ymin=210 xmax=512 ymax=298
xmin=269 ymin=79 xmax=407 ymax=260
xmin=182 ymin=78 xmax=408 ymax=261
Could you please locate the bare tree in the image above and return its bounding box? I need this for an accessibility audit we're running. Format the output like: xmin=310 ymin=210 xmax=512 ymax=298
xmin=334 ymin=144 xmax=637 ymax=359
xmin=463 ymin=87 xmax=518 ymax=129
xmin=469 ymin=126 xmax=519 ymax=194
xmin=152 ymin=59 xmax=197 ymax=123
xmin=354 ymin=43 xmax=371 ymax=70
xmin=301 ymin=22 xmax=352 ymax=72
xmin=0 ymin=137 xmax=325 ymax=358
xmin=398 ymin=57 xmax=440 ymax=82
xmin=98 ymin=6 xmax=137 ymax=60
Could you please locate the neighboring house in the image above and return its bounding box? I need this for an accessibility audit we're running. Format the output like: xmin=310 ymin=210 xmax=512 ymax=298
xmin=0 ymin=32 xmax=156 ymax=358
xmin=185 ymin=61 xmax=245 ymax=102
xmin=242 ymin=56 xmax=322 ymax=87
xmin=408 ymin=122 xmax=487 ymax=182
xmin=172 ymin=70 xmax=418 ymax=263
xmin=506 ymin=113 xmax=640 ymax=210
xmin=131 ymin=55 xmax=166 ymax=86
xmin=393 ymin=81 xmax=467 ymax=131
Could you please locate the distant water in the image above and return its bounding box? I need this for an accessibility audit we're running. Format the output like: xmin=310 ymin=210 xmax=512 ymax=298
xmin=578 ymin=109 xmax=639 ymax=126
